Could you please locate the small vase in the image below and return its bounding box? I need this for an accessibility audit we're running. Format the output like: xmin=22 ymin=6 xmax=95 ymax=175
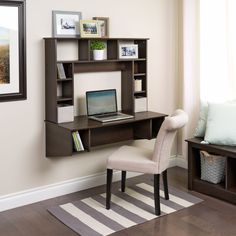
xmin=93 ymin=50 xmax=104 ymax=60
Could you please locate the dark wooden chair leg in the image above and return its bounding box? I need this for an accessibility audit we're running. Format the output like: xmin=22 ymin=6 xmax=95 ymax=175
xmin=121 ymin=171 xmax=126 ymax=192
xmin=154 ymin=174 xmax=161 ymax=216
xmin=162 ymin=170 xmax=169 ymax=200
xmin=106 ymin=169 xmax=113 ymax=209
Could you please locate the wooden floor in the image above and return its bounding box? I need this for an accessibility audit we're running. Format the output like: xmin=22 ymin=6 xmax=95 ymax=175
xmin=0 ymin=167 xmax=236 ymax=236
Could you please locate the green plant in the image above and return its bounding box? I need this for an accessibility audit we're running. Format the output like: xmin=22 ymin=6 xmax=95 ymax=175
xmin=90 ymin=40 xmax=105 ymax=50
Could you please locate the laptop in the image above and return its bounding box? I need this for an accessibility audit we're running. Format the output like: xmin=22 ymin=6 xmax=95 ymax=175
xmin=86 ymin=89 xmax=134 ymax=123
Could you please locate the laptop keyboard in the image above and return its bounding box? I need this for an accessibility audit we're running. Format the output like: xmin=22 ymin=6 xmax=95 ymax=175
xmin=96 ymin=113 xmax=119 ymax=118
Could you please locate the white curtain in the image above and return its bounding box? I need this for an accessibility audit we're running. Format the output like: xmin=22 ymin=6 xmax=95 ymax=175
xmin=179 ymin=0 xmax=200 ymax=160
xmin=200 ymin=0 xmax=236 ymax=102
xmin=179 ymin=0 xmax=236 ymax=160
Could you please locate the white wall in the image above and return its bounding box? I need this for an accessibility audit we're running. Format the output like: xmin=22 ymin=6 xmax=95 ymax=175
xmin=0 ymin=0 xmax=179 ymax=196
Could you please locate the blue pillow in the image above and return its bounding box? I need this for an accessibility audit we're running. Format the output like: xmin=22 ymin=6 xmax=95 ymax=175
xmin=204 ymin=103 xmax=236 ymax=146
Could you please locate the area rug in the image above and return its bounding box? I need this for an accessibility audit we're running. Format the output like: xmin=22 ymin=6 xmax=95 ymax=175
xmin=48 ymin=182 xmax=203 ymax=236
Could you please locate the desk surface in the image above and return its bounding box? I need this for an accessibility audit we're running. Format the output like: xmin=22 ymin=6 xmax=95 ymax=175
xmin=57 ymin=111 xmax=167 ymax=131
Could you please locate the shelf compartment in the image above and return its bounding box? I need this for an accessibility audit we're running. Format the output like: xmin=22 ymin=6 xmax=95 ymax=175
xmin=107 ymin=40 xmax=118 ymax=60
xmin=63 ymin=63 xmax=73 ymax=78
xmin=57 ymin=79 xmax=73 ymax=104
xmin=226 ymin=157 xmax=236 ymax=190
xmin=89 ymin=39 xmax=107 ymax=61
xmin=78 ymin=39 xmax=90 ymax=61
xmin=134 ymin=76 xmax=147 ymax=95
xmin=90 ymin=124 xmax=134 ymax=147
xmin=134 ymin=61 xmax=146 ymax=74
xmin=134 ymin=40 xmax=147 ymax=58
xmin=72 ymin=129 xmax=90 ymax=152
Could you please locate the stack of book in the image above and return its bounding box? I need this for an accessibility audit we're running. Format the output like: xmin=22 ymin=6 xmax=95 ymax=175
xmin=72 ymin=131 xmax=84 ymax=152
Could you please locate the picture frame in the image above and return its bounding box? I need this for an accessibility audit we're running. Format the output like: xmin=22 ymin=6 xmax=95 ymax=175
xmin=52 ymin=11 xmax=82 ymax=37
xmin=119 ymin=44 xmax=139 ymax=59
xmin=0 ymin=0 xmax=26 ymax=102
xmin=92 ymin=17 xmax=109 ymax=38
xmin=80 ymin=20 xmax=101 ymax=38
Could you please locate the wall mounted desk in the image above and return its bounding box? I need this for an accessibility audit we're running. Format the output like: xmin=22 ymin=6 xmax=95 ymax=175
xmin=46 ymin=111 xmax=166 ymax=157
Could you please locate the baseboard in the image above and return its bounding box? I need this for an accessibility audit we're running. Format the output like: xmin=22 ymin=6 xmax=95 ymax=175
xmin=0 ymin=171 xmax=141 ymax=212
xmin=0 ymin=156 xmax=187 ymax=212
xmin=169 ymin=155 xmax=188 ymax=169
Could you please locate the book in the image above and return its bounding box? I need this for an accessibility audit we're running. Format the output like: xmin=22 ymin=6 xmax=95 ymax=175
xmin=72 ymin=131 xmax=84 ymax=152
xmin=57 ymin=63 xmax=66 ymax=79
xmin=76 ymin=131 xmax=84 ymax=151
xmin=134 ymin=79 xmax=142 ymax=92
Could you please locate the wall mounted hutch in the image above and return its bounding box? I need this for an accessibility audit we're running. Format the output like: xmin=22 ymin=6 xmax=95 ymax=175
xmin=44 ymin=37 xmax=166 ymax=157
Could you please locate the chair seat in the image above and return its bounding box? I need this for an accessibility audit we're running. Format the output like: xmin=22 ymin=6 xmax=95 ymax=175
xmin=107 ymin=145 xmax=157 ymax=174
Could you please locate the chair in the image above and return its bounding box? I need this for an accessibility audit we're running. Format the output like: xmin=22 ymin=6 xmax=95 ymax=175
xmin=106 ymin=109 xmax=188 ymax=215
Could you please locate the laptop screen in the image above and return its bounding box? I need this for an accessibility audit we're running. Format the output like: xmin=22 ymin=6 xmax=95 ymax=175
xmin=86 ymin=89 xmax=118 ymax=116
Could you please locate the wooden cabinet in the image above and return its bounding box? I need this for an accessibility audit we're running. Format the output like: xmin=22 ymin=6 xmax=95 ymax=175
xmin=187 ymin=138 xmax=236 ymax=204
xmin=44 ymin=37 xmax=166 ymax=157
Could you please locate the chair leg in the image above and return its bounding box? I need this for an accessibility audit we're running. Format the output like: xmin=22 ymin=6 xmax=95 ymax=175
xmin=121 ymin=171 xmax=126 ymax=192
xmin=162 ymin=170 xmax=169 ymax=200
xmin=106 ymin=169 xmax=113 ymax=209
xmin=154 ymin=174 xmax=161 ymax=216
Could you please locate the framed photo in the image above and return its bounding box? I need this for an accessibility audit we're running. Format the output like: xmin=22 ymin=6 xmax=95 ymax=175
xmin=80 ymin=20 xmax=101 ymax=38
xmin=0 ymin=0 xmax=26 ymax=102
xmin=119 ymin=44 xmax=139 ymax=59
xmin=92 ymin=17 xmax=109 ymax=38
xmin=52 ymin=11 xmax=82 ymax=37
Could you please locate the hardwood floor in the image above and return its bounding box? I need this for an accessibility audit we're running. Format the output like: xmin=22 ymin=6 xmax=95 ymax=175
xmin=0 ymin=167 xmax=236 ymax=236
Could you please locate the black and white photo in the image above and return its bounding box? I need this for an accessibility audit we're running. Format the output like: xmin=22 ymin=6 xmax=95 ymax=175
xmin=52 ymin=11 xmax=82 ymax=37
xmin=119 ymin=44 xmax=138 ymax=59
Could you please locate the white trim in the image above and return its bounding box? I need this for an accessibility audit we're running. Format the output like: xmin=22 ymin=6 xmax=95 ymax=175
xmin=0 ymin=155 xmax=187 ymax=212
xmin=0 ymin=171 xmax=141 ymax=212
xmin=169 ymin=155 xmax=188 ymax=169
xmin=175 ymin=155 xmax=188 ymax=169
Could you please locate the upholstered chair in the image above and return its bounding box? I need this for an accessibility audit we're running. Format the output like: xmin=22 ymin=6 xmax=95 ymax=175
xmin=106 ymin=109 xmax=188 ymax=215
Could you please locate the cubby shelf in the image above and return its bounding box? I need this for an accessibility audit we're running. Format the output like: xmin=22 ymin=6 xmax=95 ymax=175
xmin=187 ymin=138 xmax=236 ymax=205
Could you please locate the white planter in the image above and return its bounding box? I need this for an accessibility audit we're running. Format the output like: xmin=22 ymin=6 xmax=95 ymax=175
xmin=93 ymin=50 xmax=104 ymax=60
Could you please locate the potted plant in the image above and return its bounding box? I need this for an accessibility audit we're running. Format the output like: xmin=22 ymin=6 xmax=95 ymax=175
xmin=90 ymin=40 xmax=106 ymax=60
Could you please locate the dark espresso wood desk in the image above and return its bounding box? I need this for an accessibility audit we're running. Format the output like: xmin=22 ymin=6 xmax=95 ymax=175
xmin=46 ymin=111 xmax=166 ymax=157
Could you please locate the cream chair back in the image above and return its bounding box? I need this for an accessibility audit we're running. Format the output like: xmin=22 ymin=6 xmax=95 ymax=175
xmin=152 ymin=109 xmax=188 ymax=174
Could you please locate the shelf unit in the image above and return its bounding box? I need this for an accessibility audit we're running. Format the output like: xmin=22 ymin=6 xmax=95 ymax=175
xmin=45 ymin=37 xmax=149 ymax=124
xmin=186 ymin=138 xmax=236 ymax=204
xmin=44 ymin=37 xmax=164 ymax=157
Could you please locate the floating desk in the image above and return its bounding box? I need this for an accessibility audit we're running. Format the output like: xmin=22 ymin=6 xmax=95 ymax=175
xmin=46 ymin=111 xmax=166 ymax=157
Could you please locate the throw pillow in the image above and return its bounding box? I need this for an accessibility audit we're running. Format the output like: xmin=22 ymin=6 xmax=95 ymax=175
xmin=194 ymin=101 xmax=208 ymax=137
xmin=204 ymin=103 xmax=236 ymax=146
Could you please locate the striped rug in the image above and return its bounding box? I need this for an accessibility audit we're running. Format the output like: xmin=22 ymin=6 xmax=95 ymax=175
xmin=48 ymin=182 xmax=202 ymax=236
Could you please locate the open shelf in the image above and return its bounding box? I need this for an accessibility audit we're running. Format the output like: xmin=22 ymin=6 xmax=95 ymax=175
xmin=57 ymin=96 xmax=73 ymax=102
xmin=57 ymin=78 xmax=73 ymax=82
xmin=187 ymin=138 xmax=236 ymax=205
xmin=134 ymin=73 xmax=146 ymax=77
